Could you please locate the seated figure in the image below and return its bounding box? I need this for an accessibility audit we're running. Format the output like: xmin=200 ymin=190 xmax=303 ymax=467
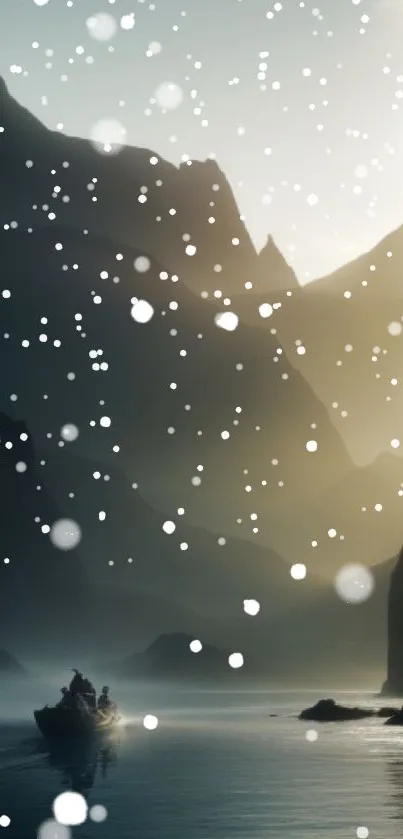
xmin=97 ymin=685 xmax=116 ymax=715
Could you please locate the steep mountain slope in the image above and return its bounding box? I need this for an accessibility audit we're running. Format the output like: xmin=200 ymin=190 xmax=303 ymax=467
xmin=229 ymin=227 xmax=403 ymax=465
xmin=0 ymin=77 xmax=260 ymax=297
xmin=256 ymin=235 xmax=299 ymax=293
xmin=0 ymin=412 xmax=91 ymax=655
xmin=0 ymin=220 xmax=354 ymax=571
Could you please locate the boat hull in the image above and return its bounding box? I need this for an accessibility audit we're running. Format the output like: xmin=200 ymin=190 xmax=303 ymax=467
xmin=34 ymin=707 xmax=117 ymax=740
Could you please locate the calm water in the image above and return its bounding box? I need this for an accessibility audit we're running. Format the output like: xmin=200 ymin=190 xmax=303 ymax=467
xmin=1 ymin=686 xmax=403 ymax=839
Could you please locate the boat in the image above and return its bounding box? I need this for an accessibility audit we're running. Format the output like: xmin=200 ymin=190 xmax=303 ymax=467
xmin=34 ymin=705 xmax=119 ymax=740
xmin=34 ymin=674 xmax=120 ymax=740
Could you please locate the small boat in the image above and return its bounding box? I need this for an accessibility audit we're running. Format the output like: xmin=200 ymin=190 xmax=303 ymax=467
xmin=34 ymin=705 xmax=119 ymax=740
xmin=34 ymin=671 xmax=120 ymax=740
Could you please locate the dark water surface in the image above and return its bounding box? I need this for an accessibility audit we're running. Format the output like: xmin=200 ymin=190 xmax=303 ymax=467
xmin=1 ymin=686 xmax=403 ymax=839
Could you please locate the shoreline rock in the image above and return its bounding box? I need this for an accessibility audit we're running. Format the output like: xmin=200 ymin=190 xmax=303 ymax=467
xmin=299 ymin=698 xmax=399 ymax=723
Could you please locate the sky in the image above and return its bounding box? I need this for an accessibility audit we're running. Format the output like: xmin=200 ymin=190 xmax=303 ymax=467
xmin=1 ymin=0 xmax=403 ymax=281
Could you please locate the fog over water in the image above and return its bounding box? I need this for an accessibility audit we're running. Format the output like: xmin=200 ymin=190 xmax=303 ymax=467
xmin=2 ymin=677 xmax=403 ymax=838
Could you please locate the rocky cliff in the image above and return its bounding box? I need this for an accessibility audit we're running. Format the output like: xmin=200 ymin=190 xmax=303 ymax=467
xmin=382 ymin=547 xmax=403 ymax=695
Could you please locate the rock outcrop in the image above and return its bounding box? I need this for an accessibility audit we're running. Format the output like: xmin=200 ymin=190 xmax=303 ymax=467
xmin=299 ymin=698 xmax=375 ymax=722
xmin=384 ymin=708 xmax=403 ymax=726
xmin=381 ymin=546 xmax=403 ymax=696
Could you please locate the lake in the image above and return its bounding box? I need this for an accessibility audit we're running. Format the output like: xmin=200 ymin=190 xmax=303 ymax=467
xmin=1 ymin=685 xmax=402 ymax=839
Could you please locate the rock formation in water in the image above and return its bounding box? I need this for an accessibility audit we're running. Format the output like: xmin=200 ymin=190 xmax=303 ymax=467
xmin=381 ymin=546 xmax=403 ymax=695
xmin=299 ymin=698 xmax=398 ymax=722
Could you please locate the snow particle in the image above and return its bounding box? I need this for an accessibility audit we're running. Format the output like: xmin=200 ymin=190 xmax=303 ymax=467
xmin=89 ymin=805 xmax=108 ymax=823
xmin=290 ymin=563 xmax=307 ymax=580
xmin=86 ymin=13 xmax=117 ymax=42
xmin=0 ymin=815 xmax=11 ymax=828
xmin=53 ymin=791 xmax=88 ymax=826
xmin=391 ymin=438 xmax=400 ymax=449
xmin=148 ymin=41 xmax=162 ymax=55
xmin=356 ymin=829 xmax=369 ymax=839
xmin=259 ymin=303 xmax=273 ymax=319
xmin=388 ymin=321 xmax=402 ymax=337
xmin=190 ymin=639 xmax=202 ymax=653
xmin=134 ymin=256 xmax=151 ymax=273
xmin=131 ymin=299 xmax=154 ymax=323
xmin=228 ymin=652 xmax=244 ymax=669
xmin=60 ymin=423 xmax=79 ymax=442
xmin=162 ymin=520 xmax=176 ymax=535
xmin=49 ymin=519 xmax=82 ymax=551
xmin=214 ymin=312 xmax=239 ymax=331
xmin=15 ymin=461 xmax=27 ymax=473
xmin=143 ymin=714 xmax=159 ymax=730
xmin=334 ymin=563 xmax=374 ymax=604
xmin=243 ymin=599 xmax=260 ymax=616
xmin=100 ymin=416 xmax=111 ymax=428
xmin=90 ymin=119 xmax=126 ymax=155
xmin=154 ymin=82 xmax=183 ymax=110
xmin=305 ymin=729 xmax=318 ymax=742
xmin=37 ymin=821 xmax=70 ymax=839
xmin=307 ymin=194 xmax=318 ymax=206
xmin=305 ymin=440 xmax=318 ymax=452
xmin=120 ymin=13 xmax=135 ymax=30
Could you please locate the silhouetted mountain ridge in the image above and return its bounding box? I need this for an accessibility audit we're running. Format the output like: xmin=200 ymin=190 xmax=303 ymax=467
xmin=110 ymin=632 xmax=259 ymax=681
xmin=0 ymin=77 xmax=268 ymax=296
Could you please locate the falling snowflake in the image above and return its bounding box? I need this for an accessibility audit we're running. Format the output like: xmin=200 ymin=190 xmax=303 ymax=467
xmin=53 ymin=791 xmax=88 ymax=826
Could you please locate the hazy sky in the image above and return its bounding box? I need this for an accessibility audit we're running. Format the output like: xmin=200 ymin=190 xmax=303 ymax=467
xmin=2 ymin=0 xmax=403 ymax=281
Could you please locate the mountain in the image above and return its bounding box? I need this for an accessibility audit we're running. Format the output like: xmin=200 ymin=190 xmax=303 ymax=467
xmin=381 ymin=547 xmax=403 ymax=695
xmin=0 ymin=217 xmax=354 ymax=572
xmin=3 ymin=78 xmax=401 ymax=683
xmin=38 ymin=442 xmax=321 ymax=622
xmin=256 ymin=235 xmax=299 ymax=293
xmin=109 ymin=632 xmax=259 ymax=682
xmin=0 ymin=414 xmax=393 ymax=682
xmin=0 ymin=412 xmax=92 ymax=655
xmin=0 ymin=413 xmax=226 ymax=660
xmin=0 ymin=78 xmax=262 ymax=298
xmin=229 ymin=225 xmax=403 ymax=466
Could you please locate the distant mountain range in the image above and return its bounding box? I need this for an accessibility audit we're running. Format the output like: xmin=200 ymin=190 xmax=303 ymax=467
xmin=231 ymin=225 xmax=403 ymax=465
xmin=108 ymin=633 xmax=246 ymax=682
xmin=0 ymin=410 xmax=394 ymax=684
xmin=1 ymin=77 xmax=402 ymax=684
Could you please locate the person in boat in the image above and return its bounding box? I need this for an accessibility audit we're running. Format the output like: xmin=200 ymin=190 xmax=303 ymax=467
xmin=69 ymin=669 xmax=87 ymax=697
xmin=97 ymin=686 xmax=111 ymax=712
xmin=97 ymin=686 xmax=116 ymax=716
xmin=83 ymin=678 xmax=97 ymax=711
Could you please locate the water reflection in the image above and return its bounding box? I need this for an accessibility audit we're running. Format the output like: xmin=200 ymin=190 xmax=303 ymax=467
xmin=386 ymin=759 xmax=403 ymax=821
xmin=33 ymin=734 xmax=120 ymax=797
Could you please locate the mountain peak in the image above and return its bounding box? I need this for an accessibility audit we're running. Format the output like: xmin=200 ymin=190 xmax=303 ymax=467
xmin=257 ymin=234 xmax=298 ymax=291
